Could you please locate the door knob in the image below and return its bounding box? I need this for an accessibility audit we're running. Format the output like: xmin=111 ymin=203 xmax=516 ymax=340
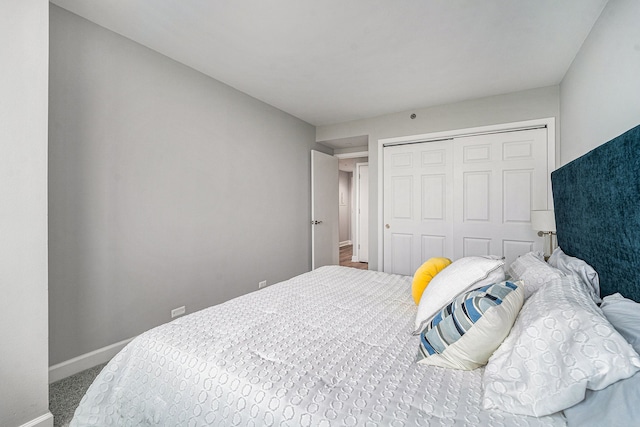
xmin=385 ymin=224 xmax=390 ymax=229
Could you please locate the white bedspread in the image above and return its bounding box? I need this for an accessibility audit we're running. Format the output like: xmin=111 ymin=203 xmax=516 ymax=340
xmin=71 ymin=266 xmax=565 ymax=426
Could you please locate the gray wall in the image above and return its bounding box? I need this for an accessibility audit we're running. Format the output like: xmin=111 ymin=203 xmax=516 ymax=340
xmin=0 ymin=0 xmax=50 ymax=426
xmin=560 ymin=0 xmax=640 ymax=164
xmin=317 ymin=86 xmax=560 ymax=270
xmin=49 ymin=6 xmax=324 ymax=365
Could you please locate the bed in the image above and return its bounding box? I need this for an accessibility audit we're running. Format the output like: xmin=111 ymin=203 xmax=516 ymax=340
xmin=71 ymin=125 xmax=640 ymax=426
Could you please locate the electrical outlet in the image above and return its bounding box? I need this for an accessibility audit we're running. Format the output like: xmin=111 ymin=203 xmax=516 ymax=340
xmin=171 ymin=306 xmax=186 ymax=318
xmin=258 ymin=280 xmax=267 ymax=289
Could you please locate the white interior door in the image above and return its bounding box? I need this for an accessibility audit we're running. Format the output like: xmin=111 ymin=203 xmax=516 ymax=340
xmin=383 ymin=140 xmax=454 ymax=275
xmin=453 ymin=128 xmax=548 ymax=266
xmin=383 ymin=127 xmax=549 ymax=274
xmin=311 ymin=150 xmax=339 ymax=269
xmin=357 ymin=163 xmax=369 ymax=263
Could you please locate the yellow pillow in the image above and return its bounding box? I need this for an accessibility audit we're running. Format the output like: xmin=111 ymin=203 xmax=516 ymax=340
xmin=412 ymin=257 xmax=452 ymax=305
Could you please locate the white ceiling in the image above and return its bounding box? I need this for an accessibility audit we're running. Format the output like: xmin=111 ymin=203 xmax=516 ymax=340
xmin=51 ymin=0 xmax=608 ymax=127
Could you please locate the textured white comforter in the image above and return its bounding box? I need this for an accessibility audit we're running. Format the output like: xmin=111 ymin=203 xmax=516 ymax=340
xmin=71 ymin=266 xmax=565 ymax=426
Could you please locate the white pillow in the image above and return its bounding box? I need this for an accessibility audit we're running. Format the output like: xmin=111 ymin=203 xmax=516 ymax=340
xmin=600 ymin=293 xmax=640 ymax=349
xmin=563 ymin=293 xmax=640 ymax=427
xmin=417 ymin=280 xmax=524 ymax=370
xmin=508 ymin=252 xmax=564 ymax=299
xmin=414 ymin=256 xmax=505 ymax=333
xmin=548 ymin=247 xmax=600 ymax=301
xmin=482 ymin=275 xmax=640 ymax=417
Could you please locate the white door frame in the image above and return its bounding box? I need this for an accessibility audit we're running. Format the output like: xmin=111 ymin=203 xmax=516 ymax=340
xmin=354 ymin=162 xmax=369 ymax=262
xmin=335 ymin=151 xmax=369 ymax=262
xmin=377 ymin=117 xmax=556 ymax=269
xmin=334 ymin=151 xmax=368 ymax=160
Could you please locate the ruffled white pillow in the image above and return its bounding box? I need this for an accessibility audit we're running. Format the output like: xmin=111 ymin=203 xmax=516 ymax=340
xmin=508 ymin=252 xmax=564 ymax=299
xmin=549 ymin=247 xmax=600 ymax=301
xmin=482 ymin=275 xmax=640 ymax=417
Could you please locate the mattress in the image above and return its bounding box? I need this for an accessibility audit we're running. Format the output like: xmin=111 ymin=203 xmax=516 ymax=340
xmin=71 ymin=266 xmax=565 ymax=426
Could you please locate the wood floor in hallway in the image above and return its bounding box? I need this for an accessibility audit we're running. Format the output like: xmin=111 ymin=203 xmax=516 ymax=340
xmin=339 ymin=245 xmax=368 ymax=270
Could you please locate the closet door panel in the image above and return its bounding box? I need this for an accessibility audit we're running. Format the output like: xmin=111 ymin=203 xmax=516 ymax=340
xmin=421 ymin=235 xmax=446 ymax=261
xmin=454 ymin=128 xmax=548 ymax=266
xmin=389 ymin=233 xmax=413 ymax=276
xmin=463 ymin=237 xmax=492 ymax=257
xmin=503 ymin=169 xmax=533 ymax=223
xmin=421 ymin=174 xmax=446 ymax=220
xmin=384 ymin=142 xmax=454 ymax=274
xmin=390 ymin=176 xmax=413 ymax=219
xmin=503 ymin=239 xmax=535 ymax=264
xmin=462 ymin=171 xmax=491 ymax=222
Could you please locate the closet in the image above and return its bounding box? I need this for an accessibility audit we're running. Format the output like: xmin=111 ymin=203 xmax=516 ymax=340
xmin=383 ymin=127 xmax=549 ymax=275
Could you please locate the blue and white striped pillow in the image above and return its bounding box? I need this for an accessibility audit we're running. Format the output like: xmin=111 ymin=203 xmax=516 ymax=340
xmin=416 ymin=280 xmax=524 ymax=370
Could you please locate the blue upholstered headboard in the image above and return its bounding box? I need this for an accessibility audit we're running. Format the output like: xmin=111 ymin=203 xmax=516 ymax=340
xmin=551 ymin=124 xmax=640 ymax=302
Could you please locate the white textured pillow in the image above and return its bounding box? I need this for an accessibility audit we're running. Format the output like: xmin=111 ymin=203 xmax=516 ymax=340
xmin=508 ymin=252 xmax=564 ymax=299
xmin=563 ymin=293 xmax=640 ymax=427
xmin=482 ymin=275 xmax=640 ymax=417
xmin=414 ymin=256 xmax=505 ymax=333
xmin=549 ymin=247 xmax=600 ymax=301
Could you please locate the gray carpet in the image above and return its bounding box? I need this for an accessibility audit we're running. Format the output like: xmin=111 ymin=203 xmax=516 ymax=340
xmin=49 ymin=363 xmax=107 ymax=427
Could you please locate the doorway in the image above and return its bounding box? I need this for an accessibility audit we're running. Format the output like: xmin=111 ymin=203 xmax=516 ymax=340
xmin=338 ymin=156 xmax=368 ymax=270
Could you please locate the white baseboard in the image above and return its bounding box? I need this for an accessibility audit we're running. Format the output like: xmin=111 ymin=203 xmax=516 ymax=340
xmin=339 ymin=240 xmax=352 ymax=247
xmin=19 ymin=412 xmax=53 ymax=427
xmin=49 ymin=337 xmax=134 ymax=383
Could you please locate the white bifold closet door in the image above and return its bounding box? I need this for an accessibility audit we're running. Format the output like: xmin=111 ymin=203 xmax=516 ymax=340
xmin=383 ymin=128 xmax=548 ymax=275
